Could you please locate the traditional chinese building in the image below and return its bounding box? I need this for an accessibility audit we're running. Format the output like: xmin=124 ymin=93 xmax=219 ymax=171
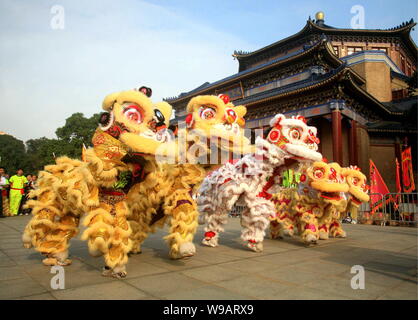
xmin=166 ymin=12 xmax=417 ymax=191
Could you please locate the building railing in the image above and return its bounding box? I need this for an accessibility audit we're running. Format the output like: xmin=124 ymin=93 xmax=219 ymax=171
xmin=229 ymin=192 xmax=418 ymax=227
xmin=358 ymin=192 xmax=418 ymax=227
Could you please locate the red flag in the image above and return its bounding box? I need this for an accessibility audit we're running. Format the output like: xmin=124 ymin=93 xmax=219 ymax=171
xmin=393 ymin=158 xmax=402 ymax=210
xmin=369 ymin=159 xmax=390 ymax=214
xmin=401 ymin=147 xmax=416 ymax=193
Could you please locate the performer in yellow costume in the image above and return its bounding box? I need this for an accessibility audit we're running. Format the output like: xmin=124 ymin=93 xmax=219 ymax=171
xmin=9 ymin=169 xmax=28 ymax=216
xmin=22 ymin=87 xmax=174 ymax=278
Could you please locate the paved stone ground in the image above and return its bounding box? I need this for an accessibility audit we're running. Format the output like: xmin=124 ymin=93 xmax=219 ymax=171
xmin=0 ymin=215 xmax=417 ymax=300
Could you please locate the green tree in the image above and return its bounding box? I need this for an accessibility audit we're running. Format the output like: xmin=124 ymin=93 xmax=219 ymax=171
xmin=0 ymin=134 xmax=27 ymax=174
xmin=25 ymin=137 xmax=65 ymax=174
xmin=53 ymin=112 xmax=100 ymax=159
xmin=0 ymin=113 xmax=100 ymax=175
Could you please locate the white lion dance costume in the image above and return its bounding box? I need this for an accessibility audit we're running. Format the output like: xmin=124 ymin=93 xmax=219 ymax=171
xmin=197 ymin=114 xmax=322 ymax=252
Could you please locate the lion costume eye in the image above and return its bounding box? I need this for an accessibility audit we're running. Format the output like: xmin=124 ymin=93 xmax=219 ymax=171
xmin=314 ymin=168 xmax=324 ymax=179
xmin=123 ymin=105 xmax=144 ymax=124
xmin=268 ymin=129 xmax=281 ymax=143
xmin=199 ymin=106 xmax=217 ymax=120
xmin=289 ymin=127 xmax=301 ymax=140
xmin=225 ymin=108 xmax=237 ymax=122
xmin=352 ymin=177 xmax=359 ymax=185
xmin=329 ymin=167 xmax=337 ymax=180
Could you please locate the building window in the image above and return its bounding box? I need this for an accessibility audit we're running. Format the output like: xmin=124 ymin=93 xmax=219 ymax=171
xmin=372 ymin=47 xmax=388 ymax=54
xmin=347 ymin=47 xmax=363 ymax=55
xmin=333 ymin=46 xmax=339 ymax=57
xmin=392 ymin=89 xmax=408 ymax=100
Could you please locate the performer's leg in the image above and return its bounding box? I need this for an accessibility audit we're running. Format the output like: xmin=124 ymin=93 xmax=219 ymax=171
xmin=269 ymin=219 xmax=282 ymax=239
xmin=37 ymin=214 xmax=80 ymax=266
xmin=329 ymin=216 xmax=346 ymax=238
xmin=240 ymin=196 xmax=273 ymax=252
xmin=9 ymin=190 xmax=22 ymax=216
xmin=298 ymin=206 xmax=319 ymax=244
xmin=22 ymin=190 xmax=79 ymax=266
xmin=164 ymin=191 xmax=198 ymax=259
xmin=349 ymin=205 xmax=359 ymax=223
xmin=83 ymin=200 xmax=132 ymax=278
xmin=18 ymin=194 xmax=26 ymax=215
xmin=318 ymin=218 xmax=330 ymax=240
xmin=276 ymin=211 xmax=296 ymax=238
xmin=103 ymin=201 xmax=132 ymax=278
xmin=201 ymin=188 xmax=240 ymax=248
xmin=318 ymin=205 xmax=333 ymax=240
xmin=128 ymin=213 xmax=152 ymax=255
xmin=272 ymin=190 xmax=296 ymax=238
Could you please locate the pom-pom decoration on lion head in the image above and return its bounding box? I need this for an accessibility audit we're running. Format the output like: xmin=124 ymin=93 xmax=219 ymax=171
xmin=99 ymin=88 xmax=172 ymax=158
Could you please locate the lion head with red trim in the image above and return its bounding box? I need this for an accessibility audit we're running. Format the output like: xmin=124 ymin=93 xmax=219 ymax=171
xmin=266 ymin=114 xmax=322 ymax=162
xmin=185 ymin=94 xmax=251 ymax=154
xmin=342 ymin=165 xmax=370 ymax=207
xmin=98 ymin=87 xmax=172 ymax=158
xmin=299 ymin=161 xmax=349 ymax=210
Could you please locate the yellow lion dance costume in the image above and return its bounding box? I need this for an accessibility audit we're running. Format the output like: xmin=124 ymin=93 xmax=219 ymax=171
xmin=22 ymin=87 xmax=173 ymax=278
xmin=127 ymin=94 xmax=252 ymax=259
xmin=271 ymin=162 xmax=369 ymax=244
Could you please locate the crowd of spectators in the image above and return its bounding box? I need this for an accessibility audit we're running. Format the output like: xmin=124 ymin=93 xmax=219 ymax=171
xmin=0 ymin=167 xmax=37 ymax=218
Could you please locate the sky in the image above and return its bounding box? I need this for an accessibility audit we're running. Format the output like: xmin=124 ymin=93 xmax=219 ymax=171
xmin=0 ymin=0 xmax=417 ymax=142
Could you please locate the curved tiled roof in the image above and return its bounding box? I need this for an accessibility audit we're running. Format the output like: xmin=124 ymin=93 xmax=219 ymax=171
xmin=233 ymin=18 xmax=417 ymax=60
xmin=165 ymin=38 xmax=341 ymax=102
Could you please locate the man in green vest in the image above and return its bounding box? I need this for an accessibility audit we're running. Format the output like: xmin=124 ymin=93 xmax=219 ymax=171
xmin=9 ymin=168 xmax=28 ymax=216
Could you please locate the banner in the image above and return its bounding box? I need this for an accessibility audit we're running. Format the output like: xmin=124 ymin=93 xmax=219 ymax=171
xmin=393 ymin=158 xmax=402 ymax=210
xmin=369 ymin=159 xmax=390 ymax=214
xmin=401 ymin=147 xmax=416 ymax=193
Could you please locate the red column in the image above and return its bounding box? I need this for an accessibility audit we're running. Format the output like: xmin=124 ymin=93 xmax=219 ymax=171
xmin=349 ymin=119 xmax=358 ymax=165
xmin=332 ymin=110 xmax=343 ymax=165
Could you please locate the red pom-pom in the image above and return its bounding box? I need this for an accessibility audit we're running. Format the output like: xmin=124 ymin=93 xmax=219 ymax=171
xmin=218 ymin=94 xmax=230 ymax=104
xmin=322 ymin=157 xmax=328 ymax=163
xmin=296 ymin=115 xmax=307 ymax=123
xmin=185 ymin=113 xmax=193 ymax=126
xmin=300 ymin=174 xmax=306 ymax=182
xmin=204 ymin=231 xmax=216 ymax=239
